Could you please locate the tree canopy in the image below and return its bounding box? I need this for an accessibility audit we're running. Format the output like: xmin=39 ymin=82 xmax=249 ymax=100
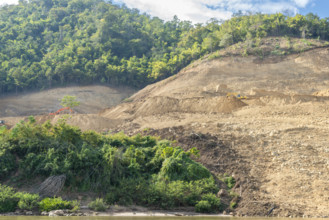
xmin=0 ymin=0 xmax=328 ymax=94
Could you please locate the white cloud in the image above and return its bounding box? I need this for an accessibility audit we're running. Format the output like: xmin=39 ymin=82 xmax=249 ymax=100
xmin=0 ymin=0 xmax=314 ymax=23
xmin=115 ymin=0 xmax=232 ymax=24
xmin=0 ymin=0 xmax=18 ymax=6
xmin=293 ymin=0 xmax=312 ymax=7
xmin=114 ymin=0 xmax=314 ymax=23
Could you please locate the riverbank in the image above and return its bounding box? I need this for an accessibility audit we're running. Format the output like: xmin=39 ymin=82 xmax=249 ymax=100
xmin=1 ymin=206 xmax=233 ymax=217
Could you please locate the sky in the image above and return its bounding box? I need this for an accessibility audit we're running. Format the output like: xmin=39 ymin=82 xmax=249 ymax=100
xmin=0 ymin=0 xmax=328 ymax=24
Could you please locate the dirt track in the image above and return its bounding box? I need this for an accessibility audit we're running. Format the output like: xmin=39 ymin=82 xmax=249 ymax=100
xmin=1 ymin=46 xmax=329 ymax=217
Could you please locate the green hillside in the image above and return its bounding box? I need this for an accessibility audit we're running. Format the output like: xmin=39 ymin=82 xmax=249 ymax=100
xmin=0 ymin=0 xmax=329 ymax=94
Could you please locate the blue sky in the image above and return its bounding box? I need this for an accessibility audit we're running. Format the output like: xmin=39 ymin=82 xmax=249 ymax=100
xmin=0 ymin=0 xmax=328 ymax=23
xmin=299 ymin=0 xmax=328 ymax=18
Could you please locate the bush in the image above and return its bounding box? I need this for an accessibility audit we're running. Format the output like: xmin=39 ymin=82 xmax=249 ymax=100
xmin=70 ymin=200 xmax=80 ymax=212
xmin=0 ymin=185 xmax=19 ymax=213
xmin=0 ymin=151 xmax=16 ymax=179
xmin=195 ymin=200 xmax=212 ymax=213
xmin=39 ymin=197 xmax=74 ymax=211
xmin=224 ymin=176 xmax=236 ymax=189
xmin=142 ymin=177 xmax=219 ymax=209
xmin=158 ymin=147 xmax=211 ymax=182
xmin=201 ymin=193 xmax=220 ymax=211
xmin=202 ymin=193 xmax=220 ymax=206
xmin=16 ymin=193 xmax=40 ymax=210
xmin=194 ymin=193 xmax=221 ymax=213
xmin=105 ymin=177 xmax=148 ymax=206
xmin=88 ymin=198 xmax=108 ymax=211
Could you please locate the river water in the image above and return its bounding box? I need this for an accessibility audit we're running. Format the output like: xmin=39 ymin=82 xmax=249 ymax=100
xmin=0 ymin=217 xmax=318 ymax=220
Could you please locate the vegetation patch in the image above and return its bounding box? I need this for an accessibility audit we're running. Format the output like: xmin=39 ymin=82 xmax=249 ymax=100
xmin=0 ymin=184 xmax=40 ymax=213
xmin=0 ymin=118 xmax=222 ymax=212
xmin=39 ymin=197 xmax=75 ymax=212
xmin=0 ymin=184 xmax=19 ymax=213
xmin=16 ymin=193 xmax=40 ymax=211
xmin=88 ymin=198 xmax=108 ymax=211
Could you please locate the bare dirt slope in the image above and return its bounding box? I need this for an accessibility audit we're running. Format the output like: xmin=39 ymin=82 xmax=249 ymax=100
xmin=0 ymin=85 xmax=134 ymax=132
xmin=100 ymin=47 xmax=329 ymax=217
xmin=0 ymin=85 xmax=135 ymax=117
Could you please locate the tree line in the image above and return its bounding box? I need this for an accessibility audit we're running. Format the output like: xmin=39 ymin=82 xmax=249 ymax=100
xmin=1 ymin=0 xmax=329 ymax=94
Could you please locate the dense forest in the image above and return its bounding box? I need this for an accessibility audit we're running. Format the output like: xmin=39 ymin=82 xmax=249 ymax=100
xmin=1 ymin=0 xmax=329 ymax=94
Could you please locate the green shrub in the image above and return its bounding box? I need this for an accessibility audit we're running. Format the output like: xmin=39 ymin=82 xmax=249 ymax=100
xmin=142 ymin=177 xmax=218 ymax=209
xmin=0 ymin=151 xmax=16 ymax=179
xmin=39 ymin=197 xmax=73 ymax=212
xmin=230 ymin=201 xmax=237 ymax=209
xmin=195 ymin=200 xmax=212 ymax=213
xmin=88 ymin=198 xmax=108 ymax=211
xmin=16 ymin=193 xmax=40 ymax=210
xmin=224 ymin=176 xmax=236 ymax=189
xmin=158 ymin=147 xmax=211 ymax=182
xmin=70 ymin=200 xmax=81 ymax=212
xmin=201 ymin=193 xmax=220 ymax=210
xmin=0 ymin=185 xmax=19 ymax=213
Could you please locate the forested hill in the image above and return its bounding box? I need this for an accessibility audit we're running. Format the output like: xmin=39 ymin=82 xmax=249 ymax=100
xmin=1 ymin=0 xmax=329 ymax=94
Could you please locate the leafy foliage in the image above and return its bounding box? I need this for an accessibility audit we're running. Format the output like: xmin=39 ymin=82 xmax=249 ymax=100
xmin=200 ymin=193 xmax=221 ymax=211
xmin=16 ymin=193 xmax=40 ymax=211
xmin=224 ymin=176 xmax=236 ymax=189
xmin=60 ymin=95 xmax=80 ymax=109
xmin=88 ymin=198 xmax=107 ymax=211
xmin=0 ymin=119 xmax=220 ymax=211
xmin=0 ymin=0 xmax=328 ymax=94
xmin=194 ymin=193 xmax=221 ymax=213
xmin=0 ymin=184 xmax=40 ymax=213
xmin=230 ymin=201 xmax=237 ymax=209
xmin=0 ymin=150 xmax=16 ymax=179
xmin=38 ymin=197 xmax=74 ymax=212
xmin=195 ymin=200 xmax=212 ymax=213
xmin=0 ymin=184 xmax=19 ymax=213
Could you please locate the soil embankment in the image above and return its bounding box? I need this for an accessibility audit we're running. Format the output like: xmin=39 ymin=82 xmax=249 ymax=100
xmin=99 ymin=47 xmax=329 ymax=217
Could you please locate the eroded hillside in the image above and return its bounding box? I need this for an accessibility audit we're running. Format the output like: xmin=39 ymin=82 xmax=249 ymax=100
xmin=99 ymin=46 xmax=329 ymax=217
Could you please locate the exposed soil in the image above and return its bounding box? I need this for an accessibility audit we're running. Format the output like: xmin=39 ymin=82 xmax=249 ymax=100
xmin=0 ymin=85 xmax=135 ymax=117
xmin=0 ymin=85 xmax=134 ymax=131
xmin=1 ymin=43 xmax=329 ymax=217
xmin=98 ymin=47 xmax=329 ymax=217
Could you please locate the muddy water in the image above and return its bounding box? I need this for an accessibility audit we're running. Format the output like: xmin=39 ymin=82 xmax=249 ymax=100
xmin=0 ymin=217 xmax=320 ymax=220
